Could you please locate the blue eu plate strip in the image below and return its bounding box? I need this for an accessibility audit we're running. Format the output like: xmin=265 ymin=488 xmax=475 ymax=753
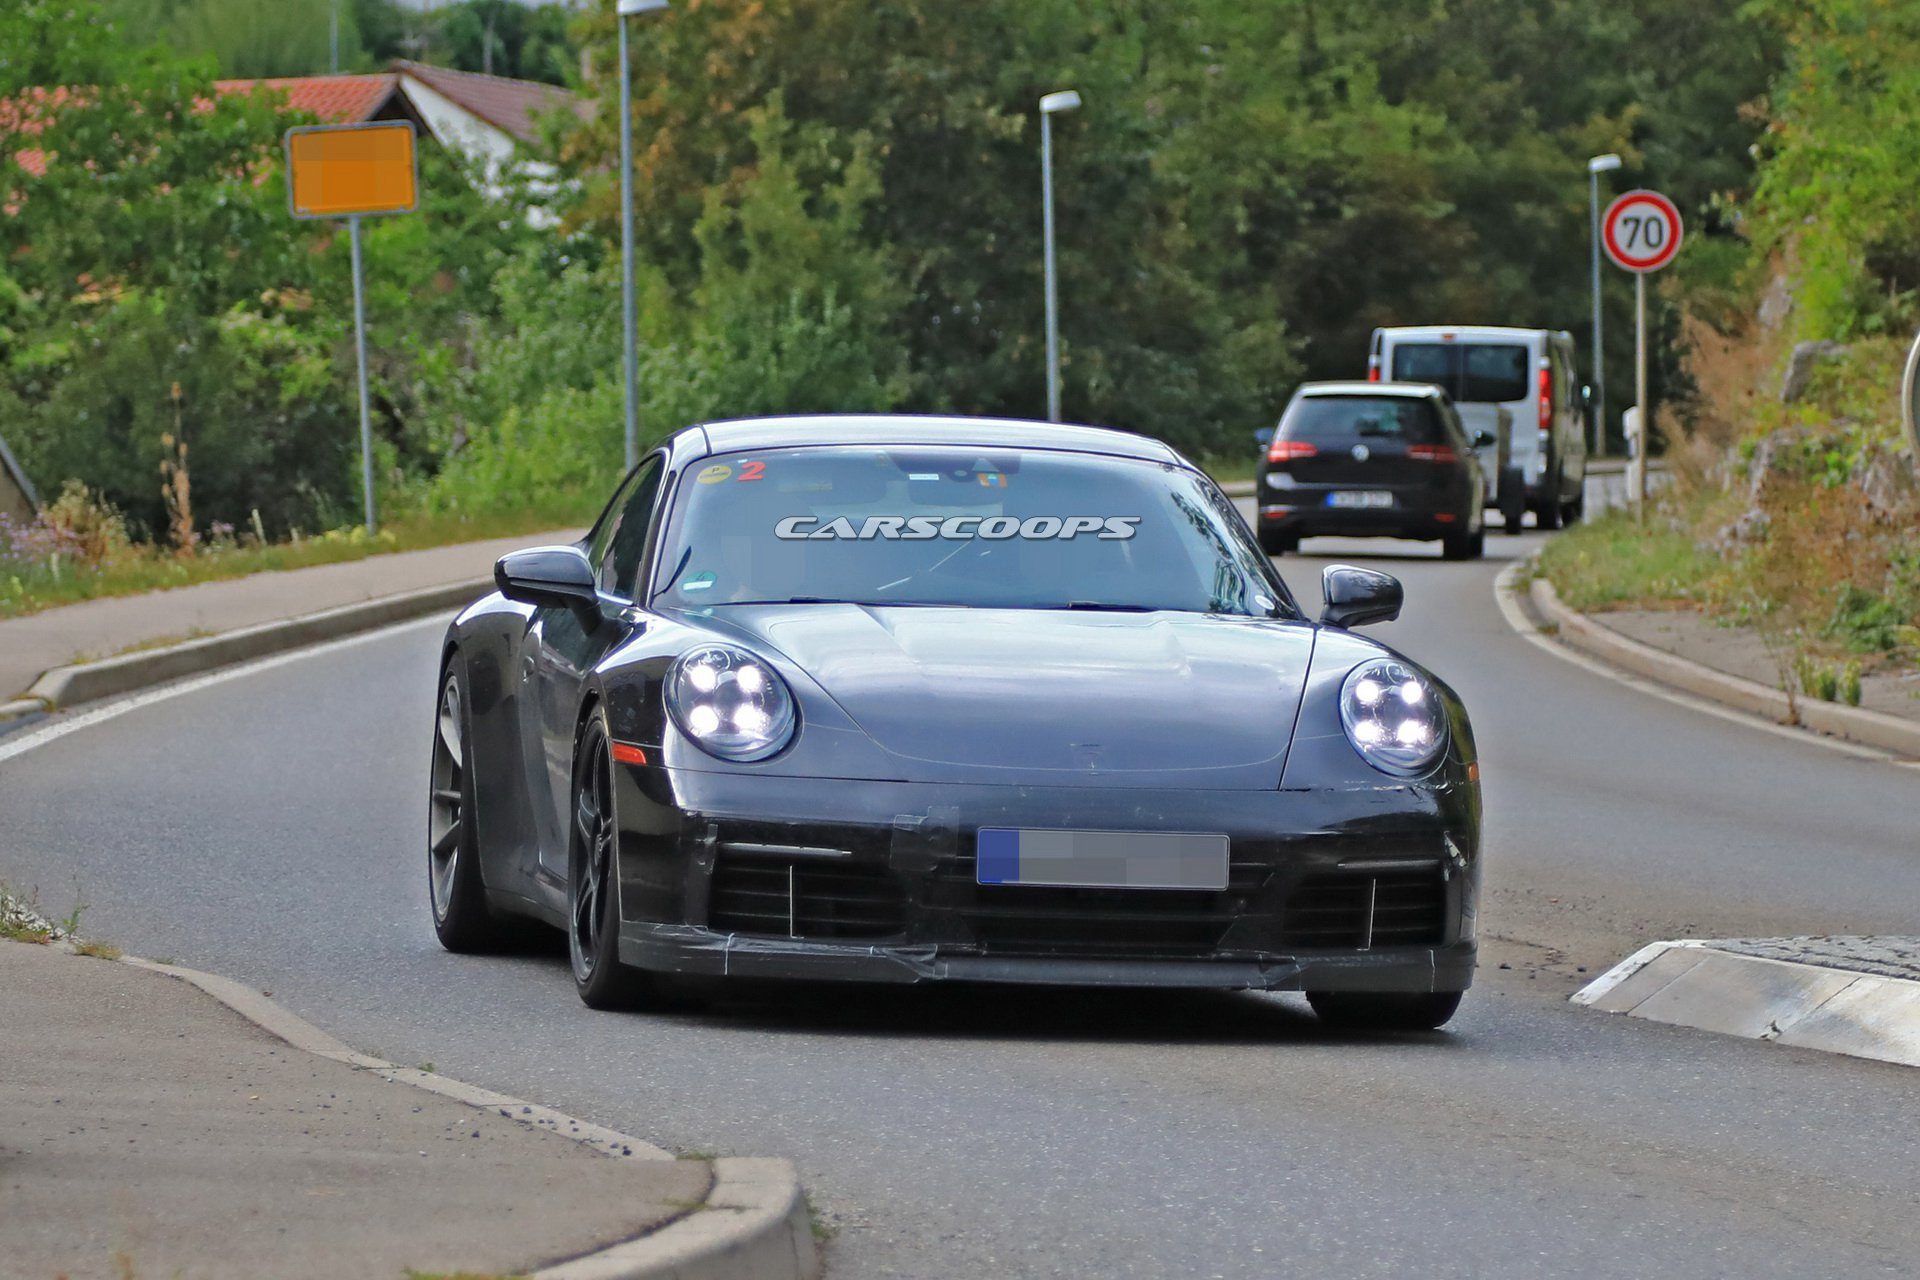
xmin=976 ymin=828 xmax=1021 ymax=885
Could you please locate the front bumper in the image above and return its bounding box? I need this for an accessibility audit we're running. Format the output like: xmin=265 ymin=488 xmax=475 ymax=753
xmin=612 ymin=768 xmax=1480 ymax=993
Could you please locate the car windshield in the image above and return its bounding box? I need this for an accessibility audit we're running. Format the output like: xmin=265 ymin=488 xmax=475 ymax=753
xmin=1282 ymin=396 xmax=1444 ymax=445
xmin=1391 ymin=342 xmax=1530 ymax=403
xmin=651 ymin=445 xmax=1291 ymax=618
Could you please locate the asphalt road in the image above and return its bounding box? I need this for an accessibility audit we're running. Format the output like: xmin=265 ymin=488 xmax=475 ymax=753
xmin=3 ymin=523 xmax=1918 ymax=1278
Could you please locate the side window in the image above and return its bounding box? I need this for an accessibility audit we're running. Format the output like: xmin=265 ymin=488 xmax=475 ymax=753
xmin=593 ymin=456 xmax=664 ymax=597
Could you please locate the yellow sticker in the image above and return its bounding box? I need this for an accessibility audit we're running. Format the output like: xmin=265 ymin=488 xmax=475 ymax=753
xmin=696 ymin=464 xmax=733 ymax=485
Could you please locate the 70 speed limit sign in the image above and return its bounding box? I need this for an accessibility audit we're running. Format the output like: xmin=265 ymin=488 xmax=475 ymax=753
xmin=1602 ymin=189 xmax=1683 ymax=273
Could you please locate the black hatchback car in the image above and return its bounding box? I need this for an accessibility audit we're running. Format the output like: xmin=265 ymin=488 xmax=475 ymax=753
xmin=1256 ymin=382 xmax=1487 ymax=559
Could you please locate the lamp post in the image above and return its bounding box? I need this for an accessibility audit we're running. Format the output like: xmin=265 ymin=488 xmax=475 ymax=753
xmin=618 ymin=0 xmax=669 ymax=471
xmin=1587 ymin=153 xmax=1622 ymax=456
xmin=1039 ymin=89 xmax=1081 ymax=424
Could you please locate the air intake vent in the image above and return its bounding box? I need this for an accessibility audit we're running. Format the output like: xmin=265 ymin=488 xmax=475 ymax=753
xmin=1279 ymin=873 xmax=1446 ymax=949
xmin=708 ymin=851 xmax=905 ymax=941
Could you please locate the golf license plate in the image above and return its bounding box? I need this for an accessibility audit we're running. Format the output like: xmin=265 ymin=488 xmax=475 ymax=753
xmin=1327 ymin=491 xmax=1394 ymax=509
xmin=975 ymin=829 xmax=1230 ymax=891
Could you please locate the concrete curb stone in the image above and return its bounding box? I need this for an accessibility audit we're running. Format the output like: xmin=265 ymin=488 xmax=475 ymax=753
xmin=1575 ymin=940 xmax=1920 ymax=1069
xmin=1 ymin=578 xmax=490 ymax=719
xmin=116 ymin=952 xmax=819 ymax=1279
xmin=1525 ymin=573 xmax=1920 ymax=759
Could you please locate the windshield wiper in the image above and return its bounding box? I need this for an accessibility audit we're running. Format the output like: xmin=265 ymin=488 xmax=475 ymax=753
xmin=1051 ymin=602 xmax=1159 ymax=612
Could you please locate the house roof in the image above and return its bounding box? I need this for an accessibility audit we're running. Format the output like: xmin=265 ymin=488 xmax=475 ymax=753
xmin=213 ymin=73 xmax=401 ymax=124
xmin=389 ymin=61 xmax=587 ymax=144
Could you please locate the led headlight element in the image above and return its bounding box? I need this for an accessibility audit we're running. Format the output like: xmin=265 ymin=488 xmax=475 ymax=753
xmin=666 ymin=645 xmax=796 ymax=762
xmin=1339 ymin=658 xmax=1446 ymax=776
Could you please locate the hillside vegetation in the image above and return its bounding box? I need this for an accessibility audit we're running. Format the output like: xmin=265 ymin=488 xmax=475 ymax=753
xmin=1542 ymin=0 xmax=1920 ymax=697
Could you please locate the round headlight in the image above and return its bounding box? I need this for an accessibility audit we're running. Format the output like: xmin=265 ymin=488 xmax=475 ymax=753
xmin=1339 ymin=658 xmax=1447 ymax=776
xmin=665 ymin=645 xmax=796 ymax=762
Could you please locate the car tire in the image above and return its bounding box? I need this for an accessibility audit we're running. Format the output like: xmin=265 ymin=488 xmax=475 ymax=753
xmin=1562 ymin=483 xmax=1586 ymax=525
xmin=568 ymin=707 xmax=666 ymax=1011
xmin=1257 ymin=528 xmax=1300 ymax=557
xmin=1497 ymin=470 xmax=1527 ymax=532
xmin=1534 ymin=468 xmax=1565 ymax=531
xmin=1440 ymin=528 xmax=1480 ymax=560
xmin=1306 ymin=990 xmax=1463 ymax=1032
xmin=428 ymin=660 xmax=519 ymax=953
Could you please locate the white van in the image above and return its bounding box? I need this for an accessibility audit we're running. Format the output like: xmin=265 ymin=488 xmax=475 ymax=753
xmin=1367 ymin=326 xmax=1587 ymax=530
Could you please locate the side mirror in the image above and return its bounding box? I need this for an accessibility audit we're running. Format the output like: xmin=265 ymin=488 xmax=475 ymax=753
xmin=1319 ymin=564 xmax=1402 ymax=629
xmin=496 ymin=545 xmax=600 ymax=615
xmin=1253 ymin=425 xmax=1276 ymax=448
xmin=1471 ymin=429 xmax=1496 ymax=448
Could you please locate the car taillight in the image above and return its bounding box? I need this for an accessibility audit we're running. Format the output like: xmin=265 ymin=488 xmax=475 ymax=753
xmin=1266 ymin=440 xmax=1318 ymax=463
xmin=1367 ymin=363 xmax=1382 ymax=383
xmin=1407 ymin=444 xmax=1458 ymax=464
xmin=1537 ymin=365 xmax=1553 ymax=437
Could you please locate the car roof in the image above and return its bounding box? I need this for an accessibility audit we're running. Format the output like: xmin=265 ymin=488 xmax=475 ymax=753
xmin=1374 ymin=325 xmax=1570 ymax=342
xmin=1295 ymin=380 xmax=1444 ymax=400
xmin=673 ymin=414 xmax=1184 ymax=464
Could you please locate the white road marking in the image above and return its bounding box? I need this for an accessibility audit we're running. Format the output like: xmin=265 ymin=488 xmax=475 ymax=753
xmin=1491 ymin=561 xmax=1899 ymax=764
xmin=0 ymin=614 xmax=447 ymax=767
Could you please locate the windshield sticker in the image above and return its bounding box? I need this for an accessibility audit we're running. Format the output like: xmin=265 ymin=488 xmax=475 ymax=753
xmin=978 ymin=472 xmax=1008 ymax=488
xmin=682 ymin=571 xmax=718 ymax=592
xmin=696 ymin=464 xmax=733 ymax=484
xmin=736 ymin=460 xmax=766 ymax=482
xmin=775 ymin=515 xmax=1139 ymax=541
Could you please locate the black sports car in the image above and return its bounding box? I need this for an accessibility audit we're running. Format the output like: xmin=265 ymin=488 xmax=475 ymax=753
xmin=428 ymin=416 xmax=1481 ymax=1030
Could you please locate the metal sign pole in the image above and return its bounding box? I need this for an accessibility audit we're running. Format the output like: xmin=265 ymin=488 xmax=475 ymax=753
xmin=1042 ymin=110 xmax=1061 ymax=424
xmin=618 ymin=11 xmax=640 ymax=471
xmin=1633 ymin=271 xmax=1647 ymax=522
xmin=349 ymin=215 xmax=377 ymax=534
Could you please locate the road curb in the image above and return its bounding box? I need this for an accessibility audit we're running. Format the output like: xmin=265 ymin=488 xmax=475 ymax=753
xmin=113 ymin=952 xmax=819 ymax=1280
xmin=1499 ymin=563 xmax=1920 ymax=759
xmin=1 ymin=578 xmax=489 ymax=721
xmin=1574 ymin=940 xmax=1920 ymax=1069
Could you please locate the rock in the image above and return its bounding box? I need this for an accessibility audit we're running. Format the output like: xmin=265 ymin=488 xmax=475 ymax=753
xmin=1854 ymin=443 xmax=1920 ymax=516
xmin=1780 ymin=340 xmax=1850 ymax=403
xmin=1758 ymin=272 xmax=1794 ymax=331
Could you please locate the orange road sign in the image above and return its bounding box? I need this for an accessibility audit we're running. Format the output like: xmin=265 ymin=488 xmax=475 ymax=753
xmin=285 ymin=122 xmax=418 ymax=220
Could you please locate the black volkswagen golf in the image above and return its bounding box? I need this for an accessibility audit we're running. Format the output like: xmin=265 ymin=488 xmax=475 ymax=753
xmin=1256 ymin=381 xmax=1488 ymax=559
xmin=428 ymin=416 xmax=1481 ymax=1030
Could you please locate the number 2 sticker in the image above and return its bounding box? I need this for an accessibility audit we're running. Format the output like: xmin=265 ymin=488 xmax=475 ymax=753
xmin=737 ymin=460 xmax=765 ymax=482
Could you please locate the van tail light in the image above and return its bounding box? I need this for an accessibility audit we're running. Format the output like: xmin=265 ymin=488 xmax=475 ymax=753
xmin=1407 ymin=444 xmax=1459 ymax=464
xmin=1266 ymin=440 xmax=1319 ymax=464
xmin=1537 ymin=365 xmax=1553 ymax=438
xmin=1367 ymin=363 xmax=1382 ymax=383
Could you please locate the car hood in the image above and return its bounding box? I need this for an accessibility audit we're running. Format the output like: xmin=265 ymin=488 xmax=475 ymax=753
xmin=693 ymin=604 xmax=1315 ymax=785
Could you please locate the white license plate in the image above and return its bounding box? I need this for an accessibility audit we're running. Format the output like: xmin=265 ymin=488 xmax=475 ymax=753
xmin=1327 ymin=491 xmax=1394 ymax=509
xmin=976 ymin=829 xmax=1230 ymax=891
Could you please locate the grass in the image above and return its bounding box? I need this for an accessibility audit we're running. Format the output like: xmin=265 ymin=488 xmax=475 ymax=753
xmin=1535 ymin=507 xmax=1727 ymax=613
xmin=1200 ymin=454 xmax=1259 ymax=486
xmin=0 ymin=498 xmax=599 ymax=621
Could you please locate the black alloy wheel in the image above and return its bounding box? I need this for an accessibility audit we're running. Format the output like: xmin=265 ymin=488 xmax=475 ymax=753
xmin=568 ymin=708 xmax=659 ymax=1009
xmin=428 ymin=661 xmax=511 ymax=951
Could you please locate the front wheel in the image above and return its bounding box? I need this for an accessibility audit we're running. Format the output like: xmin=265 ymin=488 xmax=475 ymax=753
xmin=1307 ymin=990 xmax=1463 ymax=1031
xmin=568 ymin=709 xmax=664 ymax=1010
xmin=428 ymin=661 xmax=517 ymax=953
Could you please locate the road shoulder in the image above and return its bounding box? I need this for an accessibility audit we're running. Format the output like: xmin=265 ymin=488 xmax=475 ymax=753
xmin=0 ymin=935 xmax=817 ymax=1280
xmin=1493 ymin=559 xmax=1920 ymax=760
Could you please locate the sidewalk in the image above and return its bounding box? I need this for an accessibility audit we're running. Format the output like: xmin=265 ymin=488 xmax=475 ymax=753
xmin=0 ymin=530 xmax=574 ymax=703
xmin=0 ymin=938 xmax=706 ymax=1280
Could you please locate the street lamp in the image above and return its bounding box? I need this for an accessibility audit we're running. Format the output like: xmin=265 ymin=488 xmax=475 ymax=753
xmin=1039 ymin=89 xmax=1081 ymax=424
xmin=1587 ymin=153 xmax=1622 ymax=457
xmin=618 ymin=0 xmax=669 ymax=471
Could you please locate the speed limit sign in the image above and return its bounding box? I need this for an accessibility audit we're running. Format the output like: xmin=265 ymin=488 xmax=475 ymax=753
xmin=1602 ymin=189 xmax=1683 ymax=273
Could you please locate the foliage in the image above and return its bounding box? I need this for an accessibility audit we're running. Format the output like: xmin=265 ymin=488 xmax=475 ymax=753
xmin=1749 ymin=0 xmax=1920 ymax=342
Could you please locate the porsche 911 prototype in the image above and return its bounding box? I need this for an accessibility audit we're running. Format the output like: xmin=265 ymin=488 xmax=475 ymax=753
xmin=427 ymin=416 xmax=1480 ymax=1030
